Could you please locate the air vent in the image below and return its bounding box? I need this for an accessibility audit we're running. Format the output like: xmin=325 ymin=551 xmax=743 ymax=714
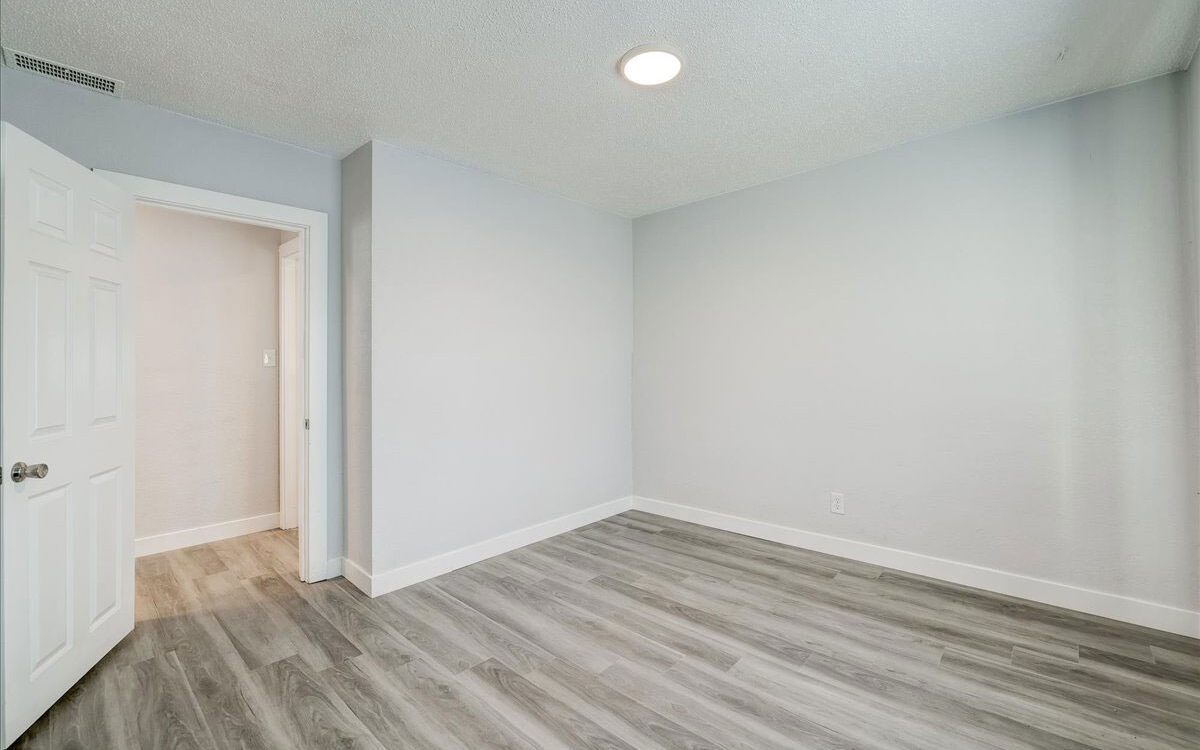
xmin=1 ymin=47 xmax=123 ymax=97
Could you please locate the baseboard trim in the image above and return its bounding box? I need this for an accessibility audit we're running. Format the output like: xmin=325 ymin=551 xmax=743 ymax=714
xmin=135 ymin=512 xmax=280 ymax=557
xmin=347 ymin=497 xmax=635 ymax=597
xmin=329 ymin=492 xmax=1197 ymax=637
xmin=340 ymin=556 xmax=373 ymax=593
xmin=632 ymin=497 xmax=1200 ymax=638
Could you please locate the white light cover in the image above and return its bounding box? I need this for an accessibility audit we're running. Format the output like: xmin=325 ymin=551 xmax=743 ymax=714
xmin=621 ymin=48 xmax=681 ymax=86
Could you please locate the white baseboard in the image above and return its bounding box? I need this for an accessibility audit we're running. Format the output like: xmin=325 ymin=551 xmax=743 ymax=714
xmin=326 ymin=492 xmax=1197 ymax=637
xmin=345 ymin=497 xmax=635 ymax=597
xmin=135 ymin=512 xmax=280 ymax=557
xmin=341 ymin=556 xmax=373 ymax=593
xmin=632 ymin=497 xmax=1200 ymax=639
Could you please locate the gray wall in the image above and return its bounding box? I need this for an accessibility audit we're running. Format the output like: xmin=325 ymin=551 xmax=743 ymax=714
xmin=1185 ymin=63 xmax=1200 ymax=602
xmin=0 ymin=66 xmax=346 ymax=562
xmin=341 ymin=143 xmax=373 ymax=571
xmin=633 ymin=73 xmax=1198 ymax=612
xmin=364 ymin=140 xmax=633 ymax=573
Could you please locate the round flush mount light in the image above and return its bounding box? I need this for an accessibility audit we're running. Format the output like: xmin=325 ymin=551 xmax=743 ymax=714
xmin=619 ymin=45 xmax=682 ymax=86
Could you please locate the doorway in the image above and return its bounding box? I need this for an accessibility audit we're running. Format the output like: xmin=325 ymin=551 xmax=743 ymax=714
xmin=132 ymin=205 xmax=304 ymax=569
xmin=98 ymin=171 xmax=330 ymax=583
xmin=0 ymin=125 xmax=333 ymax=743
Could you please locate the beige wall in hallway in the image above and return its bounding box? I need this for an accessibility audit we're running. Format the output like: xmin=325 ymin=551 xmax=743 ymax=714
xmin=135 ymin=205 xmax=281 ymax=539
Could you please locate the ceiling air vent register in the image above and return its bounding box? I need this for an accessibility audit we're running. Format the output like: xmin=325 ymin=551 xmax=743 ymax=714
xmin=1 ymin=47 xmax=124 ymax=97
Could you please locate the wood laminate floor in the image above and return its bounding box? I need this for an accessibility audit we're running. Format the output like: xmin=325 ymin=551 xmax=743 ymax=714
xmin=14 ymin=510 xmax=1200 ymax=749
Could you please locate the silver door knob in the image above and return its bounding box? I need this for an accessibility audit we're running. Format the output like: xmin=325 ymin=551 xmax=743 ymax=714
xmin=10 ymin=462 xmax=49 ymax=483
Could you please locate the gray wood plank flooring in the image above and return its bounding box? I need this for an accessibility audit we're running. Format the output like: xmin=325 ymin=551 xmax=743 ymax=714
xmin=14 ymin=511 xmax=1200 ymax=749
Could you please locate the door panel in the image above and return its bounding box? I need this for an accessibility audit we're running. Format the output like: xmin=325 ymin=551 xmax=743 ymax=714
xmin=89 ymin=279 xmax=120 ymax=424
xmin=30 ymin=264 xmax=71 ymax=437
xmin=88 ymin=199 xmax=121 ymax=258
xmin=28 ymin=171 xmax=71 ymax=241
xmin=2 ymin=122 xmax=136 ymax=746
xmin=88 ymin=467 xmax=122 ymax=629
xmin=29 ymin=483 xmax=72 ymax=678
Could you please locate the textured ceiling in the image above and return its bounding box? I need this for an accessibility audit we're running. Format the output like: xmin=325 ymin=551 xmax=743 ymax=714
xmin=2 ymin=1 xmax=1198 ymax=216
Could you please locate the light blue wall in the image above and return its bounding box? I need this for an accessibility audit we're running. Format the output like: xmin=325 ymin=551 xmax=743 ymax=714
xmin=365 ymin=140 xmax=633 ymax=574
xmin=0 ymin=66 xmax=346 ymax=562
xmin=632 ymin=74 xmax=1197 ymax=613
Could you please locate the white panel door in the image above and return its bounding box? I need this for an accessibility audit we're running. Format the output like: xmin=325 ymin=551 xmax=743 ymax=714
xmin=1 ymin=123 xmax=135 ymax=746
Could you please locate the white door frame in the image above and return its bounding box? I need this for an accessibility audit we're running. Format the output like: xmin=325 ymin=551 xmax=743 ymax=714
xmin=95 ymin=171 xmax=331 ymax=583
xmin=278 ymin=236 xmax=304 ymax=531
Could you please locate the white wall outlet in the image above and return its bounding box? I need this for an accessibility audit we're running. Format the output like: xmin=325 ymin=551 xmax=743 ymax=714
xmin=830 ymin=492 xmax=845 ymax=515
xmin=262 ymin=349 xmax=277 ymax=367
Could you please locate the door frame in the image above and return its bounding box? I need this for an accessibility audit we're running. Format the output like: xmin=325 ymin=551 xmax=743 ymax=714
xmin=96 ymin=171 xmax=331 ymax=583
xmin=278 ymin=235 xmax=304 ymax=531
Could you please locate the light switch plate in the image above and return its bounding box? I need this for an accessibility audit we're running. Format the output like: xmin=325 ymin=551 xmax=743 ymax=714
xmin=263 ymin=349 xmax=277 ymax=367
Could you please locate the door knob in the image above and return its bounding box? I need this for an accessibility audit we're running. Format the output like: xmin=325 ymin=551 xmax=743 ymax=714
xmin=10 ymin=462 xmax=49 ymax=483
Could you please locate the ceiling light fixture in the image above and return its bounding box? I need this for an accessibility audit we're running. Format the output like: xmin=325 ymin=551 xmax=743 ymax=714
xmin=619 ymin=45 xmax=682 ymax=86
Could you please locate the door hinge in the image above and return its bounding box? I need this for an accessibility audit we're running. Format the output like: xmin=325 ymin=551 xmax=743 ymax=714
xmin=304 ymin=418 xmax=310 ymax=430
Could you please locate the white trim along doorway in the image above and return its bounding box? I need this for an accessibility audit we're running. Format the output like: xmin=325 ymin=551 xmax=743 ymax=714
xmin=97 ymin=171 xmax=331 ymax=583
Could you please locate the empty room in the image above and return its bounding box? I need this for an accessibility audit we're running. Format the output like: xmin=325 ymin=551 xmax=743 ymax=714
xmin=0 ymin=1 xmax=1197 ymax=749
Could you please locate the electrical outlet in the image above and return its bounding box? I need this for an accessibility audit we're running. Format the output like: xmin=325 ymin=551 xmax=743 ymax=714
xmin=830 ymin=492 xmax=845 ymax=515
